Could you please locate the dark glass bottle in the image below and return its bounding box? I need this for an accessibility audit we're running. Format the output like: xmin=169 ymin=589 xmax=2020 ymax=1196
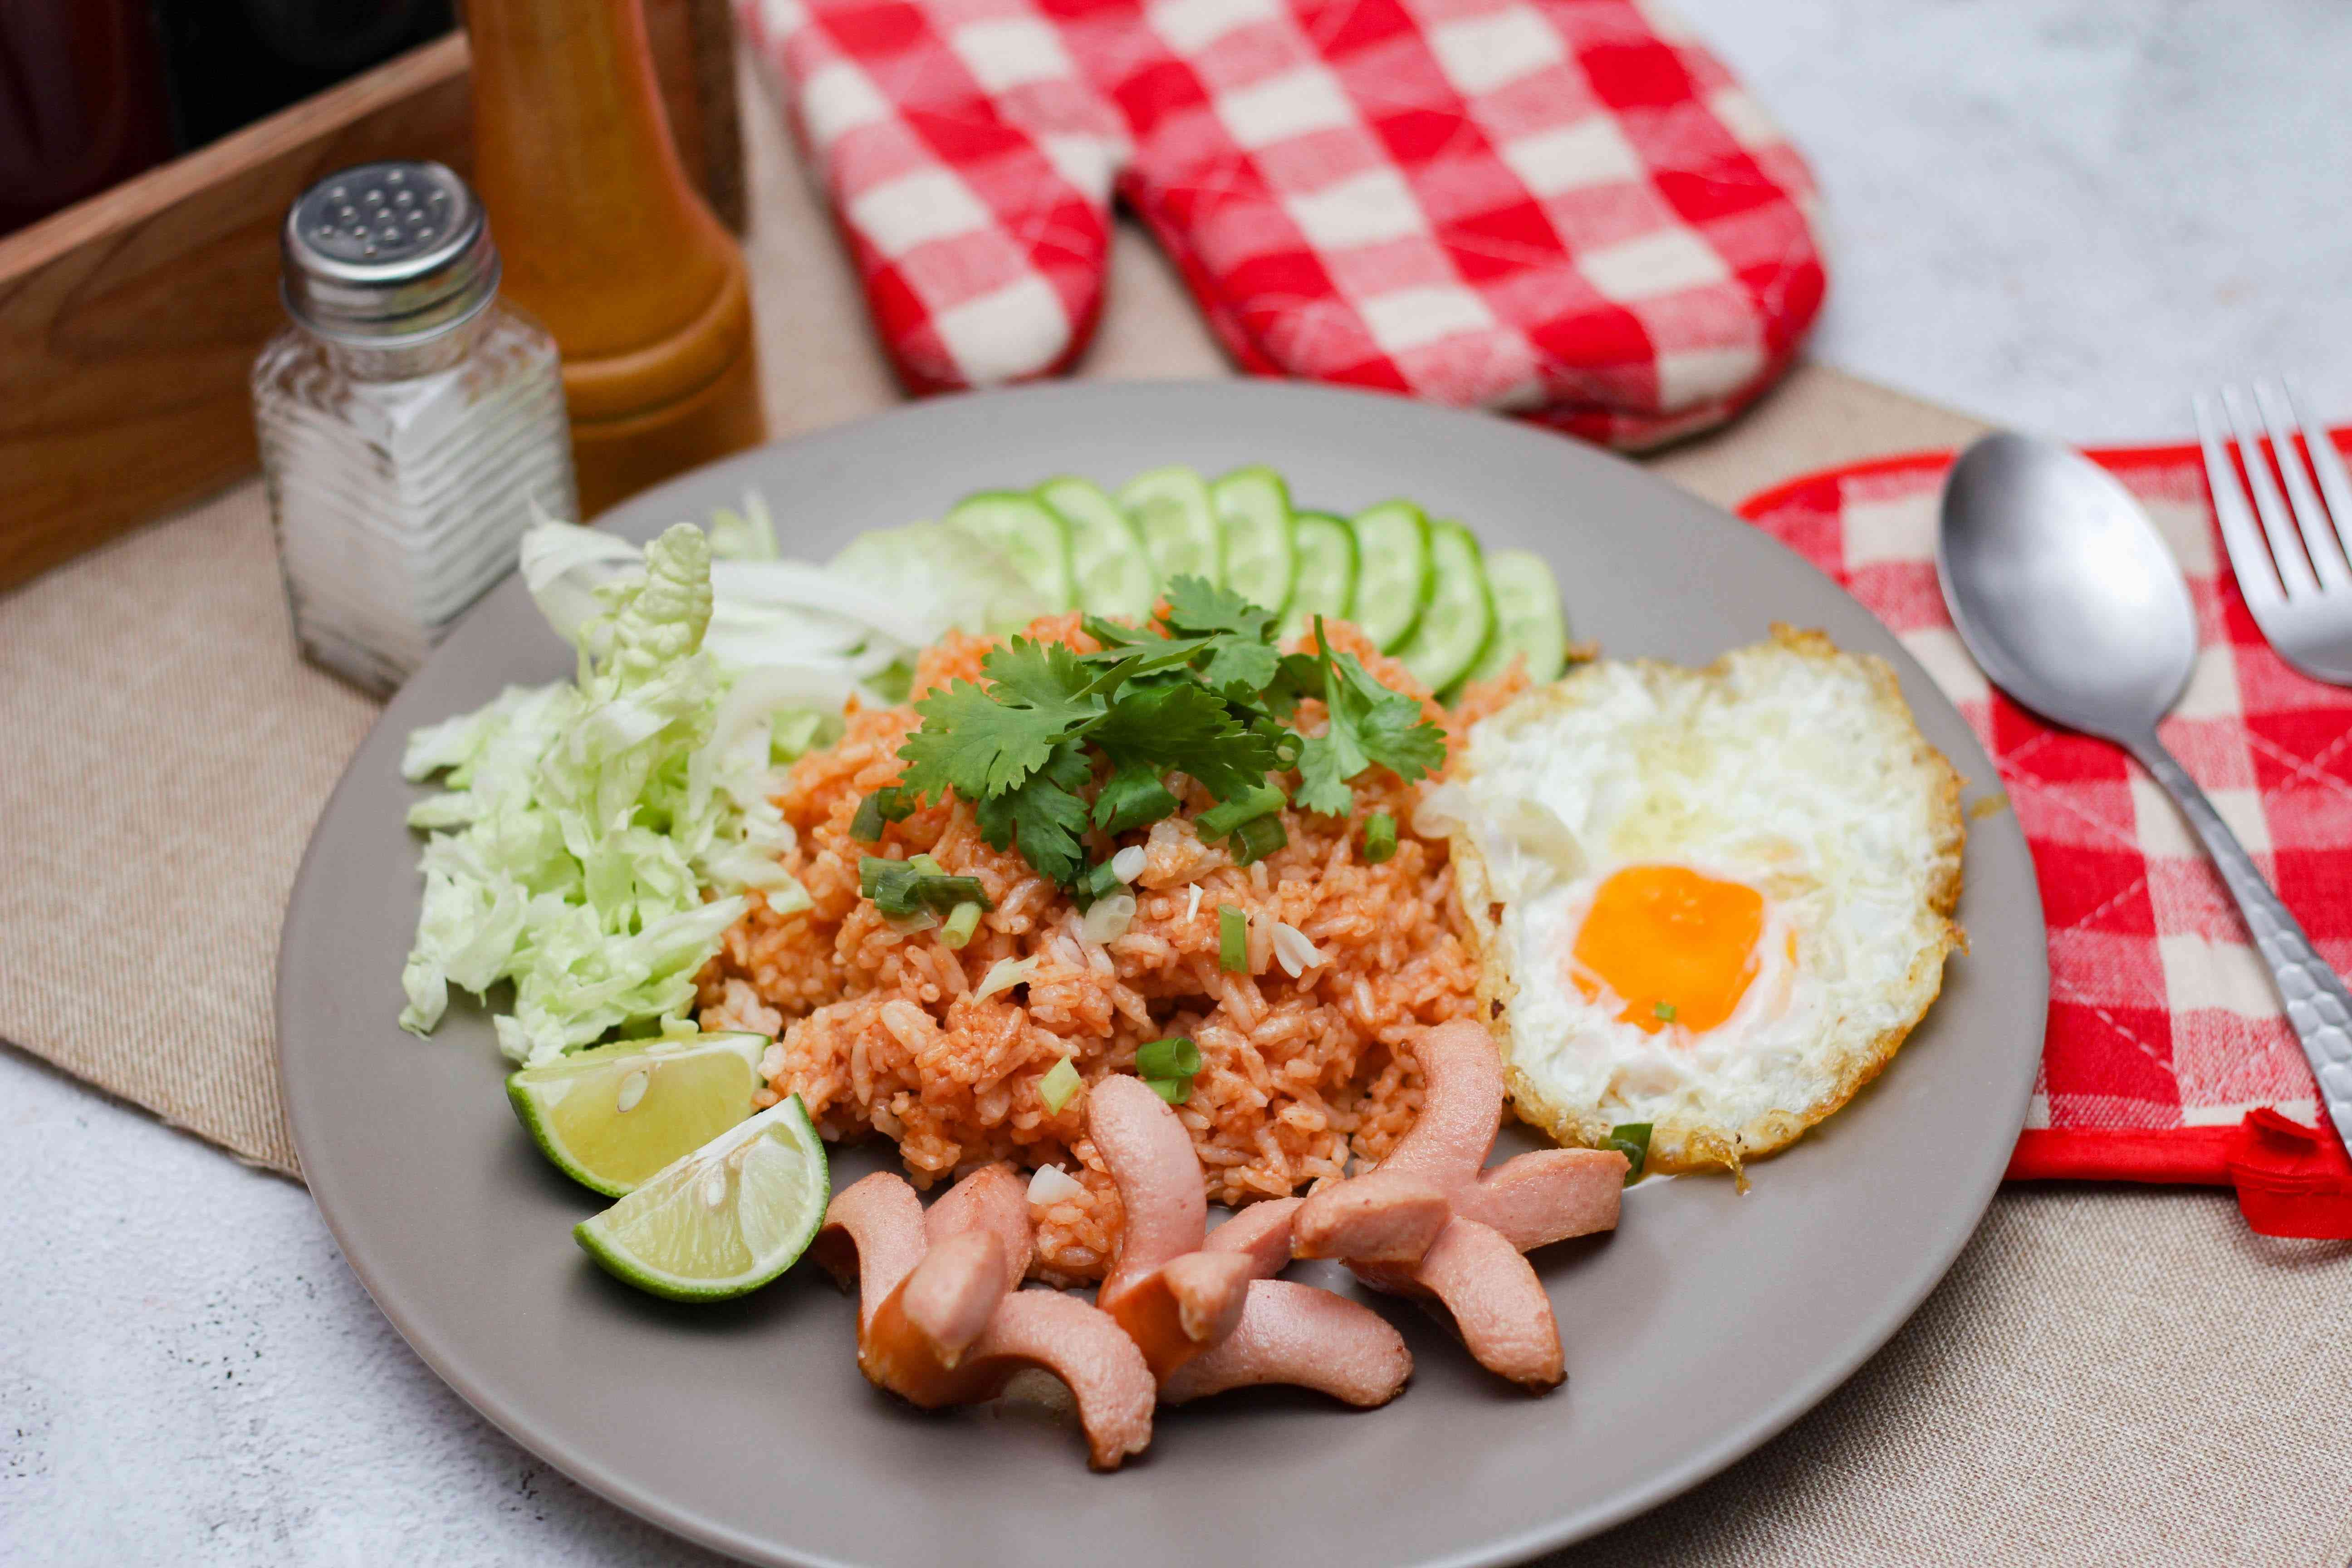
xmin=154 ymin=0 xmax=455 ymax=150
xmin=0 ymin=0 xmax=176 ymax=236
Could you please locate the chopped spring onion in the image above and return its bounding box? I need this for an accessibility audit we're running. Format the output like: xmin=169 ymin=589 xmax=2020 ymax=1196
xmin=1652 ymin=1002 xmax=1677 ymax=1023
xmin=1606 ymin=1122 xmax=1653 ymax=1185
xmin=849 ymin=786 xmax=913 ymax=843
xmin=1037 ymin=1057 xmax=1082 ymax=1116
xmin=1145 ymin=1077 xmax=1191 ymax=1105
xmin=1077 ymin=859 xmax=1124 ymax=906
xmin=975 ymin=956 xmax=1038 ymax=1000
xmin=1135 ymin=1036 xmax=1201 ymax=1080
xmin=1229 ymin=813 xmax=1287 ymax=866
xmin=1078 ymin=892 xmax=1136 ymax=946
xmin=941 ymin=901 xmax=983 ymax=949
xmin=1028 ymin=1161 xmax=1085 ymax=1202
xmin=1195 ymin=782 xmax=1285 ymax=840
xmin=1217 ymin=904 xmax=1248 ymax=973
xmin=1269 ymin=921 xmax=1325 ymax=978
xmin=1362 ymin=812 xmax=1397 ymax=864
xmin=1111 ymin=844 xmax=1147 ymax=883
xmin=859 ymin=856 xmax=991 ymax=920
xmin=1186 ymin=883 xmax=1203 ymax=922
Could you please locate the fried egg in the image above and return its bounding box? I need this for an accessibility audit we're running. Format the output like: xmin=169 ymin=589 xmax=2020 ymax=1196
xmin=1444 ymin=627 xmax=1964 ymax=1176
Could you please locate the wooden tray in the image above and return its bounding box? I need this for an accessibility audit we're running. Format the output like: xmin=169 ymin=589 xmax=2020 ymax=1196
xmin=0 ymin=2 xmax=740 ymax=594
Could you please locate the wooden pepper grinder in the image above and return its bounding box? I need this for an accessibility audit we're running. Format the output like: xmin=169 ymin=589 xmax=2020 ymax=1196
xmin=465 ymin=0 xmax=765 ymax=516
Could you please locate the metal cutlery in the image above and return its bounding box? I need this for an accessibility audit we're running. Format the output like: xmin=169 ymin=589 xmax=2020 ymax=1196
xmin=1938 ymin=431 xmax=2352 ymax=1158
xmin=2195 ymin=380 xmax=2352 ymax=683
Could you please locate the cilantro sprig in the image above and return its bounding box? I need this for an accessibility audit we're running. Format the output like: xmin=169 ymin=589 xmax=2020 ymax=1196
xmin=1292 ymin=617 xmax=1448 ymax=816
xmin=880 ymin=578 xmax=1446 ymax=893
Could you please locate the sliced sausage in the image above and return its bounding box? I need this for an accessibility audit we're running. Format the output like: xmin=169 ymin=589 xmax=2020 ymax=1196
xmin=1369 ymin=1019 xmax=1506 ymax=1190
xmin=1201 ymin=1196 xmax=1302 ymax=1280
xmin=924 ymin=1162 xmax=1034 ymax=1295
xmin=1159 ymin=1281 xmax=1411 ymax=1408
xmin=1091 ymin=1074 xmax=1210 ymax=1298
xmin=1450 ymin=1148 xmax=1626 ymax=1252
xmin=1408 ymin=1219 xmax=1563 ymax=1392
xmin=969 ymin=1289 xmax=1158 ymax=1470
xmin=815 ymin=1171 xmax=928 ymax=1332
xmin=1292 ymin=1169 xmax=1451 ymax=1262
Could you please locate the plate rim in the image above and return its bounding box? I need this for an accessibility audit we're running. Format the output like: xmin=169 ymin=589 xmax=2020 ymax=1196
xmin=278 ymin=377 xmax=2048 ymax=1568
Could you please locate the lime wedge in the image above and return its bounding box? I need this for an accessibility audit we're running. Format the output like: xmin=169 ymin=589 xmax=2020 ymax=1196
xmin=574 ymin=1095 xmax=829 ymax=1302
xmin=507 ymin=1032 xmax=769 ymax=1198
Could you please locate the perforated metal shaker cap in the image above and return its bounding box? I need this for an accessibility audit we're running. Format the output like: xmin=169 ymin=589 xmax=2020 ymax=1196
xmin=281 ymin=161 xmax=500 ymax=344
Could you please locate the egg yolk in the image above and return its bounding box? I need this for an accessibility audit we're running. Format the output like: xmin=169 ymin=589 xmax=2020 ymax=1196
xmin=1570 ymin=865 xmax=1765 ymax=1034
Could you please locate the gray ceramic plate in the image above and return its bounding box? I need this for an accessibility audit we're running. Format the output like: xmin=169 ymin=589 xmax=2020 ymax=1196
xmin=279 ymin=380 xmax=2045 ymax=1568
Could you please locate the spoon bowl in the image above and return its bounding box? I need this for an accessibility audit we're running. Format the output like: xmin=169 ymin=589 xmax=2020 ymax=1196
xmin=1937 ymin=431 xmax=2198 ymax=743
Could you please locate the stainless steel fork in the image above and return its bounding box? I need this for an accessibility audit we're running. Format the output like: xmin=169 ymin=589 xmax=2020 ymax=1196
xmin=2195 ymin=380 xmax=2352 ymax=683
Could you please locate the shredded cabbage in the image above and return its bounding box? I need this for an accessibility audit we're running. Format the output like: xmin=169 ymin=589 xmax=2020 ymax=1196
xmin=399 ymin=524 xmax=813 ymax=1065
xmin=518 ymin=494 xmax=1046 ymax=707
xmin=407 ymin=493 xmax=1049 ymax=1065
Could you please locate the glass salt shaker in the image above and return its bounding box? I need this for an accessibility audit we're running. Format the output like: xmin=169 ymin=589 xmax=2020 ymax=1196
xmin=253 ymin=159 xmax=574 ymax=695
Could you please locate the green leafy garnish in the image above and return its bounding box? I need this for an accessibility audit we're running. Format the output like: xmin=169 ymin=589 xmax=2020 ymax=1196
xmin=1293 ymin=618 xmax=1447 ymax=817
xmin=1093 ymin=760 xmax=1178 ymax=836
xmin=878 ymin=580 xmax=1446 ymax=896
xmin=971 ymin=740 xmax=1093 ymax=888
xmin=1089 ymin=679 xmax=1274 ymax=803
xmin=1159 ymin=578 xmax=1284 ymax=695
xmin=858 ymin=856 xmax=993 ymax=920
xmin=898 ymin=638 xmax=1101 ymax=805
xmin=1606 ymin=1122 xmax=1653 ymax=1185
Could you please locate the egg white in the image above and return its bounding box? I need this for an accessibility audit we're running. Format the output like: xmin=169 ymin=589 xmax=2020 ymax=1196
xmin=1447 ymin=627 xmax=1964 ymax=1175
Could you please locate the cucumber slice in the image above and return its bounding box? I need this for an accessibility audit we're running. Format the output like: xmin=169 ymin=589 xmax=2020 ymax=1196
xmin=1461 ymin=547 xmax=1570 ymax=686
xmin=1118 ymin=466 xmax=1223 ymax=588
xmin=1394 ymin=520 xmax=1495 ymax=694
xmin=1279 ymin=512 xmax=1358 ymax=643
xmin=1038 ymin=475 xmax=1157 ymax=622
xmin=945 ymin=492 xmax=1076 ymax=610
xmin=1347 ymin=500 xmax=1433 ymax=652
xmin=1210 ymin=466 xmax=1297 ymax=615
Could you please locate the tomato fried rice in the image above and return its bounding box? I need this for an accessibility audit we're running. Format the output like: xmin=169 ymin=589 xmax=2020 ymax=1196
xmin=697 ymin=613 xmax=1529 ymax=1282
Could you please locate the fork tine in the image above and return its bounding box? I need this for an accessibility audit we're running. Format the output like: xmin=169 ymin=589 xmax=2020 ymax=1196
xmin=2254 ymin=381 xmax=2351 ymax=587
xmin=2287 ymin=379 xmax=2352 ymax=579
xmin=2222 ymin=383 xmax=2321 ymax=598
xmin=2198 ymin=391 xmax=2286 ymax=609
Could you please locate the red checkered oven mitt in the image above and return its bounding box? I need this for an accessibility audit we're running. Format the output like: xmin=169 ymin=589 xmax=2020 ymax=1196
xmin=1742 ymin=438 xmax=2352 ymax=1239
xmin=740 ymin=0 xmax=1825 ymax=446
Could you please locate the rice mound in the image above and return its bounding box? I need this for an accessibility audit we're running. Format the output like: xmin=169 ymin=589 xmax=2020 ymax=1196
xmin=696 ymin=612 xmax=1529 ymax=1281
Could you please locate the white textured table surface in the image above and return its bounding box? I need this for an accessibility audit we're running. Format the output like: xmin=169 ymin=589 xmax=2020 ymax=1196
xmin=11 ymin=3 xmax=2352 ymax=1563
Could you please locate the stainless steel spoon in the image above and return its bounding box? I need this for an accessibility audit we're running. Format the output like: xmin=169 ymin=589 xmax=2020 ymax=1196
xmin=1938 ymin=431 xmax=2352 ymax=1155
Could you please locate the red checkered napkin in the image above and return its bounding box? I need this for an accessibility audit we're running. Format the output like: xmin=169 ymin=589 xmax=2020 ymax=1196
xmin=1741 ymin=439 xmax=2352 ymax=1237
xmin=740 ymin=0 xmax=1825 ymax=446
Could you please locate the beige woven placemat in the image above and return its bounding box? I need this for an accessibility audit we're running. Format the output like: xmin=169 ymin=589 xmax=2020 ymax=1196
xmin=4 ymin=54 xmax=2347 ymax=1567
